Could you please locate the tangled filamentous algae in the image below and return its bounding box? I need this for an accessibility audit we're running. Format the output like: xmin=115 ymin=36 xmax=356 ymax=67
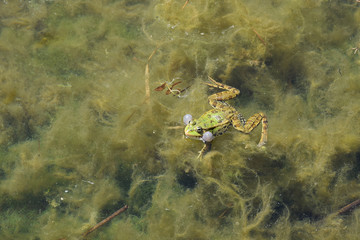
xmin=0 ymin=0 xmax=359 ymax=239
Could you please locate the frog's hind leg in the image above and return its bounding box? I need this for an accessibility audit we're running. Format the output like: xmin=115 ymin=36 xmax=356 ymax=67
xmin=205 ymin=76 xmax=240 ymax=108
xmin=232 ymin=112 xmax=268 ymax=147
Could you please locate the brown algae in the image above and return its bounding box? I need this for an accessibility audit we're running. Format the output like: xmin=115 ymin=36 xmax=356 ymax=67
xmin=0 ymin=0 xmax=359 ymax=239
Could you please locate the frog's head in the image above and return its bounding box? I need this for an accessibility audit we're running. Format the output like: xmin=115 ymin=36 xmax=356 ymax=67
xmin=183 ymin=114 xmax=214 ymax=142
xmin=184 ymin=120 xmax=203 ymax=140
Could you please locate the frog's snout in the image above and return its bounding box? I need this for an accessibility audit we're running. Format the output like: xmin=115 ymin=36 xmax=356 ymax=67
xmin=184 ymin=127 xmax=201 ymax=140
xmin=184 ymin=128 xmax=191 ymax=137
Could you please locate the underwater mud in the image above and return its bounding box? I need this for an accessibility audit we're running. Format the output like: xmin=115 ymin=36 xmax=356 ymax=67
xmin=0 ymin=0 xmax=359 ymax=239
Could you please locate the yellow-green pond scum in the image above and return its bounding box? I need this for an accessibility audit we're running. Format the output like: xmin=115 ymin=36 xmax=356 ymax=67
xmin=0 ymin=1 xmax=359 ymax=239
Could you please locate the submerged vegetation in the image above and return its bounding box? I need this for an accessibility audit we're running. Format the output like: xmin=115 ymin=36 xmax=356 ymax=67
xmin=0 ymin=0 xmax=359 ymax=239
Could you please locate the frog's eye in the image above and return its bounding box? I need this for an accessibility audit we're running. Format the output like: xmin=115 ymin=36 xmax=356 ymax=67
xmin=196 ymin=126 xmax=202 ymax=133
xmin=183 ymin=114 xmax=192 ymax=125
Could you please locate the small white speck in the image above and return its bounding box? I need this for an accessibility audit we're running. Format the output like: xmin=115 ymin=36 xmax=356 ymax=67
xmin=82 ymin=180 xmax=94 ymax=185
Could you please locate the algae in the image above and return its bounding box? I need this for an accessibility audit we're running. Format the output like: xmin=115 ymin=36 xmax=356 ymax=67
xmin=0 ymin=0 xmax=359 ymax=239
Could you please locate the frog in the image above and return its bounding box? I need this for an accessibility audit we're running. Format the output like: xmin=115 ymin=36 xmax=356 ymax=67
xmin=184 ymin=76 xmax=268 ymax=158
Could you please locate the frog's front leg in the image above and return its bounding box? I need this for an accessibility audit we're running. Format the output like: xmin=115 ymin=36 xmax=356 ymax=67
xmin=198 ymin=142 xmax=212 ymax=159
xmin=232 ymin=112 xmax=268 ymax=147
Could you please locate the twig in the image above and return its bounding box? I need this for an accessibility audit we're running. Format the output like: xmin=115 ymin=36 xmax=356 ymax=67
xmin=252 ymin=28 xmax=266 ymax=46
xmin=147 ymin=48 xmax=158 ymax=62
xmin=145 ymin=63 xmax=151 ymax=104
xmin=352 ymin=47 xmax=359 ymax=55
xmin=83 ymin=205 xmax=129 ymax=238
xmin=336 ymin=199 xmax=360 ymax=215
xmin=182 ymin=0 xmax=189 ymax=9
xmin=126 ymin=48 xmax=158 ymax=122
xmin=145 ymin=48 xmax=158 ymax=104
xmin=167 ymin=126 xmax=183 ymax=129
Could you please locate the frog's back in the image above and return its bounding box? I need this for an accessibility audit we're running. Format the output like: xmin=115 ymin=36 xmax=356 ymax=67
xmin=197 ymin=108 xmax=232 ymax=128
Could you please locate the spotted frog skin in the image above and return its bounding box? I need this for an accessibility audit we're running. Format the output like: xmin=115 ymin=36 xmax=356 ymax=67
xmin=184 ymin=77 xmax=268 ymax=158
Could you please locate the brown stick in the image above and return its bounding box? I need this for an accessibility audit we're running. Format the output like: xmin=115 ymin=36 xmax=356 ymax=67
xmin=147 ymin=48 xmax=158 ymax=62
xmin=144 ymin=48 xmax=158 ymax=105
xmin=336 ymin=199 xmax=360 ymax=215
xmin=83 ymin=205 xmax=129 ymax=238
xmin=182 ymin=0 xmax=189 ymax=9
xmin=252 ymin=28 xmax=266 ymax=46
xmin=145 ymin=63 xmax=151 ymax=104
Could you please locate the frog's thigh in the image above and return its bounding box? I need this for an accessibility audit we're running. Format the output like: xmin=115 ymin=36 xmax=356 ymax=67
xmin=208 ymin=88 xmax=239 ymax=107
xmin=232 ymin=112 xmax=268 ymax=146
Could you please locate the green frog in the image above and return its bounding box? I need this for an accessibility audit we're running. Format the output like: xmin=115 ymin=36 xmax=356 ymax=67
xmin=184 ymin=77 xmax=268 ymax=158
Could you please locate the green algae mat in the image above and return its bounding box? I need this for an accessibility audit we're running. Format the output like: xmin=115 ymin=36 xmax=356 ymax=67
xmin=0 ymin=1 xmax=360 ymax=239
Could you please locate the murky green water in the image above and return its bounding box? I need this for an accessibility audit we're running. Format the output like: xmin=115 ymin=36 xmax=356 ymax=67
xmin=0 ymin=0 xmax=359 ymax=239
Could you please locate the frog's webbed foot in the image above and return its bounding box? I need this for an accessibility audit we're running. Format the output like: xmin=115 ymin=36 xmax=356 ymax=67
xmin=232 ymin=112 xmax=268 ymax=147
xmin=197 ymin=142 xmax=212 ymax=159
